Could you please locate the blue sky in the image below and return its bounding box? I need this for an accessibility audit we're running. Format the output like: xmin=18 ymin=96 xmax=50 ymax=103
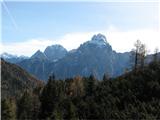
xmin=1 ymin=1 xmax=159 ymax=56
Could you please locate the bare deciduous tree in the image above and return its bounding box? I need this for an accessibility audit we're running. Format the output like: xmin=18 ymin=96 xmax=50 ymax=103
xmin=153 ymin=47 xmax=159 ymax=62
xmin=131 ymin=40 xmax=147 ymax=71
xmin=139 ymin=44 xmax=147 ymax=68
xmin=134 ymin=40 xmax=141 ymax=70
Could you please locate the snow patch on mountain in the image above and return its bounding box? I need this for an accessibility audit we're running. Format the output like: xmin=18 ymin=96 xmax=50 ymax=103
xmin=1 ymin=52 xmax=18 ymax=59
xmin=90 ymin=33 xmax=108 ymax=46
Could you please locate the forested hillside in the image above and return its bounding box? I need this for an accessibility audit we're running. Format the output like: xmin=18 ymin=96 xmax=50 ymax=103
xmin=2 ymin=59 xmax=160 ymax=119
xmin=1 ymin=59 xmax=43 ymax=99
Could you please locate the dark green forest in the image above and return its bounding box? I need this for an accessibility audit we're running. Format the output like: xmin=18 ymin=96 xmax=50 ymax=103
xmin=2 ymin=59 xmax=160 ymax=120
xmin=2 ymin=41 xmax=160 ymax=120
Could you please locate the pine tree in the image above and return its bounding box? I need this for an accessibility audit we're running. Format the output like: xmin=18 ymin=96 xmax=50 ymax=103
xmin=1 ymin=98 xmax=16 ymax=120
xmin=63 ymin=99 xmax=77 ymax=120
xmin=85 ymin=75 xmax=96 ymax=96
xmin=39 ymin=74 xmax=59 ymax=119
xmin=68 ymin=100 xmax=77 ymax=120
xmin=32 ymin=94 xmax=41 ymax=119
xmin=17 ymin=91 xmax=34 ymax=119
xmin=52 ymin=108 xmax=63 ymax=120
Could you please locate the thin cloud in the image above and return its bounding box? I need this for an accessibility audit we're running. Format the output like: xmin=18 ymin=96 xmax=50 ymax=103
xmin=1 ymin=29 xmax=160 ymax=57
xmin=1 ymin=39 xmax=54 ymax=57
xmin=106 ymin=29 xmax=160 ymax=54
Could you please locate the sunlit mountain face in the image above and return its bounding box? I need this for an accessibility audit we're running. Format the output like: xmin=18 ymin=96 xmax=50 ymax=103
xmin=13 ymin=34 xmax=131 ymax=80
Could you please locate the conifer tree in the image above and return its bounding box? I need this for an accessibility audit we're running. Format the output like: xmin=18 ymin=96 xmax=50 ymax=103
xmin=1 ymin=98 xmax=16 ymax=120
xmin=39 ymin=74 xmax=58 ymax=119
xmin=85 ymin=75 xmax=96 ymax=96
xmin=17 ymin=90 xmax=34 ymax=119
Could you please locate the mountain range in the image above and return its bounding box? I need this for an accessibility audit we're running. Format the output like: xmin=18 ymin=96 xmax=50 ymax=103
xmin=1 ymin=34 xmax=159 ymax=81
xmin=1 ymin=52 xmax=29 ymax=63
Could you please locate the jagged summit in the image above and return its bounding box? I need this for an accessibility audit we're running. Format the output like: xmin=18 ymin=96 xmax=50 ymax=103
xmin=80 ymin=33 xmax=111 ymax=50
xmin=31 ymin=50 xmax=47 ymax=60
xmin=90 ymin=33 xmax=108 ymax=46
xmin=45 ymin=44 xmax=67 ymax=51
xmin=1 ymin=52 xmax=28 ymax=63
xmin=44 ymin=44 xmax=68 ymax=60
xmin=1 ymin=52 xmax=18 ymax=59
xmin=17 ymin=33 xmax=131 ymax=80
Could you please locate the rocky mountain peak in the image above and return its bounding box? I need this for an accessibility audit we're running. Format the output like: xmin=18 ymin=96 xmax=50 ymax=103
xmin=44 ymin=44 xmax=68 ymax=61
xmin=90 ymin=33 xmax=108 ymax=45
xmin=31 ymin=50 xmax=47 ymax=60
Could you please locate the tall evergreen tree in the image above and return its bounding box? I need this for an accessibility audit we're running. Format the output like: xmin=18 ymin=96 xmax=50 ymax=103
xmin=85 ymin=75 xmax=96 ymax=96
xmin=63 ymin=98 xmax=77 ymax=120
xmin=39 ymin=74 xmax=59 ymax=119
xmin=17 ymin=90 xmax=34 ymax=120
xmin=1 ymin=98 xmax=16 ymax=120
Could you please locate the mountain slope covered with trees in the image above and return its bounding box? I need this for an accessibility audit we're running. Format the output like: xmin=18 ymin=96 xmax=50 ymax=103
xmin=1 ymin=38 xmax=160 ymax=119
xmin=1 ymin=59 xmax=43 ymax=99
xmin=2 ymin=58 xmax=160 ymax=119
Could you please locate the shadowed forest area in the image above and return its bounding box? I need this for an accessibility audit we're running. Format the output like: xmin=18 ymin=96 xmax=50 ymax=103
xmin=2 ymin=60 xmax=160 ymax=119
xmin=1 ymin=42 xmax=160 ymax=119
